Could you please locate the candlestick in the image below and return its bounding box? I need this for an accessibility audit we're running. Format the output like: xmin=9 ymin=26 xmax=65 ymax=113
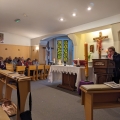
xmin=84 ymin=43 xmax=88 ymax=80
xmin=77 ymin=58 xmax=80 ymax=65
xmin=53 ymin=58 xmax=55 ymax=64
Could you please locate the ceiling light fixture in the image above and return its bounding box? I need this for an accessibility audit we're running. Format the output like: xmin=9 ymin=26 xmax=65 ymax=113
xmin=14 ymin=19 xmax=21 ymax=23
xmin=60 ymin=18 xmax=64 ymax=21
xmin=87 ymin=2 xmax=94 ymax=11
xmin=72 ymin=13 xmax=76 ymax=17
xmin=87 ymin=7 xmax=92 ymax=11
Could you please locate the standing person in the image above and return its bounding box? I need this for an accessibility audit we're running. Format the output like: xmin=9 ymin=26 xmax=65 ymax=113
xmin=107 ymin=46 xmax=120 ymax=83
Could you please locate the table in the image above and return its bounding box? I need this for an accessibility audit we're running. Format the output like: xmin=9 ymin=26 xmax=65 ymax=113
xmin=48 ymin=65 xmax=95 ymax=90
xmin=80 ymin=84 xmax=120 ymax=120
xmin=78 ymin=81 xmax=94 ymax=95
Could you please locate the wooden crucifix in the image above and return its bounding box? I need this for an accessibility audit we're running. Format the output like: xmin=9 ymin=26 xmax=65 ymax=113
xmin=93 ymin=32 xmax=108 ymax=59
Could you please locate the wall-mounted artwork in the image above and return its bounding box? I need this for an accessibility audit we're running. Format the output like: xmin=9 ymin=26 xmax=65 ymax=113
xmin=0 ymin=33 xmax=4 ymax=43
xmin=57 ymin=40 xmax=62 ymax=60
xmin=90 ymin=45 xmax=94 ymax=53
xmin=63 ymin=40 xmax=68 ymax=62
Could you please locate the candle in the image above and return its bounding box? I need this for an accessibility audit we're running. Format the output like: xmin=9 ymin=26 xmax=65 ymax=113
xmin=53 ymin=58 xmax=55 ymax=63
xmin=84 ymin=43 xmax=88 ymax=78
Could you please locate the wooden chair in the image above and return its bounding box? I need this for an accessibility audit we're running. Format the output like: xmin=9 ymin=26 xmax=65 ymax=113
xmin=6 ymin=63 xmax=14 ymax=72
xmin=28 ymin=65 xmax=36 ymax=81
xmin=16 ymin=66 xmax=26 ymax=74
xmin=44 ymin=65 xmax=50 ymax=79
xmin=36 ymin=65 xmax=44 ymax=80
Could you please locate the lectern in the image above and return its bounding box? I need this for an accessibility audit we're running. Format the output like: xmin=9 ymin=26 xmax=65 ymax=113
xmin=93 ymin=59 xmax=115 ymax=84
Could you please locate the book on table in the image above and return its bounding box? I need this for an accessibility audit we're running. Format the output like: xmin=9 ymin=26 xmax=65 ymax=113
xmin=104 ymin=81 xmax=120 ymax=88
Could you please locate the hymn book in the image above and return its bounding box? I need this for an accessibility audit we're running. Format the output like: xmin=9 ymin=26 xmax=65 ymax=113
xmin=104 ymin=81 xmax=120 ymax=88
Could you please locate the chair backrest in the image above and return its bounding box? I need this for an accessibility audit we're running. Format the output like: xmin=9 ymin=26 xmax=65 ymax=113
xmin=38 ymin=65 xmax=44 ymax=70
xmin=43 ymin=65 xmax=50 ymax=79
xmin=44 ymin=65 xmax=50 ymax=70
xmin=28 ymin=65 xmax=36 ymax=70
xmin=6 ymin=63 xmax=14 ymax=72
xmin=16 ymin=66 xmax=26 ymax=72
xmin=44 ymin=65 xmax=50 ymax=74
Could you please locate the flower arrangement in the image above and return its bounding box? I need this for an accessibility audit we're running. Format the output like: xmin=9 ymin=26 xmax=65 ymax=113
xmin=88 ymin=52 xmax=93 ymax=61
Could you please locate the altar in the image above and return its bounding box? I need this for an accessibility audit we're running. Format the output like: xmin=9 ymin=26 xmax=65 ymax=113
xmin=48 ymin=65 xmax=95 ymax=90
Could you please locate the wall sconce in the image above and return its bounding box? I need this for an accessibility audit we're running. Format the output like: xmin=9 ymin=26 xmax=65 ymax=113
xmin=36 ymin=46 xmax=39 ymax=51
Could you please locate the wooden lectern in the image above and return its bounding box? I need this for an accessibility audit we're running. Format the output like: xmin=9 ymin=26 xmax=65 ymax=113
xmin=93 ymin=59 xmax=115 ymax=84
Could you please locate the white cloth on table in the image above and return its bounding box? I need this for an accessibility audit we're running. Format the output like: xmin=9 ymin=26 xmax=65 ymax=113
xmin=48 ymin=65 xmax=95 ymax=89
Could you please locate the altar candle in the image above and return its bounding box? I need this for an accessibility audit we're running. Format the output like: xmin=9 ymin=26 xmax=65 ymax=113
xmin=77 ymin=58 xmax=79 ymax=65
xmin=84 ymin=43 xmax=88 ymax=77
xmin=53 ymin=58 xmax=55 ymax=63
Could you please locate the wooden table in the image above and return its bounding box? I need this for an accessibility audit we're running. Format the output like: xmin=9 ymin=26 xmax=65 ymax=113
xmin=0 ymin=70 xmax=31 ymax=120
xmin=58 ymin=73 xmax=77 ymax=91
xmin=80 ymin=84 xmax=120 ymax=120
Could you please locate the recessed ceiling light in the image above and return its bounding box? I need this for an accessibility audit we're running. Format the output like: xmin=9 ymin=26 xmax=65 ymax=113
xmin=60 ymin=18 xmax=64 ymax=21
xmin=87 ymin=7 xmax=92 ymax=11
xmin=14 ymin=19 xmax=20 ymax=23
xmin=72 ymin=13 xmax=76 ymax=17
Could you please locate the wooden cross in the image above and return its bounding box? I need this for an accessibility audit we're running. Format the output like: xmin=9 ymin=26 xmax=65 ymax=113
xmin=93 ymin=32 xmax=108 ymax=59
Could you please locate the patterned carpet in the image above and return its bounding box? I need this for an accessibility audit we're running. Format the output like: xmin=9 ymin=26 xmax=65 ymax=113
xmin=10 ymin=80 xmax=120 ymax=120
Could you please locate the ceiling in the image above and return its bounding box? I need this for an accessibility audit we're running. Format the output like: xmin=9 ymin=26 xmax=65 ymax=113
xmin=0 ymin=0 xmax=120 ymax=39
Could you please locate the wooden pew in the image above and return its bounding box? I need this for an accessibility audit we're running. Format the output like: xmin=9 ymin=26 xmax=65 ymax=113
xmin=0 ymin=106 xmax=10 ymax=120
xmin=6 ymin=63 xmax=14 ymax=72
xmin=28 ymin=65 xmax=36 ymax=81
xmin=0 ymin=70 xmax=31 ymax=120
xmin=80 ymin=84 xmax=120 ymax=120
xmin=44 ymin=65 xmax=50 ymax=79
xmin=16 ymin=66 xmax=26 ymax=74
xmin=36 ymin=65 xmax=44 ymax=80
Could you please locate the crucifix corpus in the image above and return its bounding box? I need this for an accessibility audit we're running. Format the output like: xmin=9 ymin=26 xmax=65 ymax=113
xmin=93 ymin=32 xmax=108 ymax=59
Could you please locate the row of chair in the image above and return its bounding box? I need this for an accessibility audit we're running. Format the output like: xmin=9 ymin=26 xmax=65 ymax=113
xmin=27 ymin=65 xmax=50 ymax=80
xmin=5 ymin=63 xmax=50 ymax=81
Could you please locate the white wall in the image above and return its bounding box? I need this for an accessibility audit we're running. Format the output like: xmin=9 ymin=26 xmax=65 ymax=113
xmin=111 ymin=23 xmax=120 ymax=52
xmin=85 ymin=28 xmax=114 ymax=59
xmin=0 ymin=32 xmax=31 ymax=46
xmin=31 ymin=37 xmax=40 ymax=46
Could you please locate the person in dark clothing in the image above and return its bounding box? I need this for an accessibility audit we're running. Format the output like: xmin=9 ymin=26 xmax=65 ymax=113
xmin=0 ymin=57 xmax=6 ymax=69
xmin=108 ymin=46 xmax=120 ymax=83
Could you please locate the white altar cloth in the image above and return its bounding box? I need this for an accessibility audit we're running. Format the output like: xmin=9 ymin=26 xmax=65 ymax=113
xmin=48 ymin=65 xmax=95 ymax=89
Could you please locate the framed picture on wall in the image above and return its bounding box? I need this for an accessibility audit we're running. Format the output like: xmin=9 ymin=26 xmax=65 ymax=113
xmin=90 ymin=45 xmax=94 ymax=53
xmin=0 ymin=33 xmax=4 ymax=43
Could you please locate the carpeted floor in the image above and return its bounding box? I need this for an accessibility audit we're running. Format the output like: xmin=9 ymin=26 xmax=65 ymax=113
xmin=11 ymin=80 xmax=120 ymax=120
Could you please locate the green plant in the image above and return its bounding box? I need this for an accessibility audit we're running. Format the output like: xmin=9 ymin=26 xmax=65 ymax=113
xmin=88 ymin=52 xmax=92 ymax=61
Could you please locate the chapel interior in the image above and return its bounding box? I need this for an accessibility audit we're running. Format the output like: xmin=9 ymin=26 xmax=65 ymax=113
xmin=0 ymin=0 xmax=120 ymax=120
